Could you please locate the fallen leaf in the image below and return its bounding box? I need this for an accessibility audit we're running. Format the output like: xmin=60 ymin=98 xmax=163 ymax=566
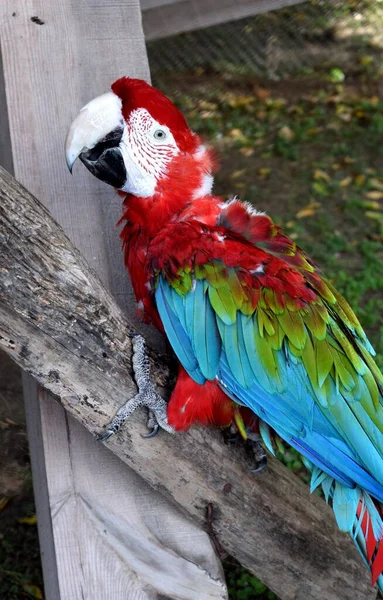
xmin=328 ymin=68 xmax=345 ymax=83
xmin=287 ymin=105 xmax=304 ymax=115
xmin=254 ymin=87 xmax=271 ymax=102
xmin=231 ymin=169 xmax=247 ymax=180
xmin=229 ymin=128 xmax=243 ymax=138
xmin=18 ymin=514 xmax=37 ymax=525
xmin=239 ymin=147 xmax=254 ymax=157
xmin=227 ymin=95 xmax=254 ymax=108
xmin=354 ymin=109 xmax=367 ymax=119
xmin=313 ymin=169 xmax=330 ymax=182
xmin=256 ymin=110 xmax=267 ymax=120
xmin=23 ymin=584 xmax=43 ymax=599
xmin=354 ymin=174 xmax=366 ymax=186
xmin=306 ymin=127 xmax=322 ymax=136
xmin=5 ymin=418 xmax=20 ymax=427
xmin=312 ymin=181 xmax=329 ymax=196
xmin=365 ymin=211 xmax=383 ymax=227
xmin=362 ymin=201 xmax=382 ymax=210
xmin=200 ymin=110 xmax=216 ymax=120
xmin=0 ymin=497 xmax=10 ymax=512
xmin=339 ymin=176 xmax=352 ymax=187
xmin=365 ymin=191 xmax=383 ymax=200
xmin=337 ymin=109 xmax=352 ymax=122
xmin=198 ymin=100 xmax=218 ymax=111
xmin=257 ymin=167 xmax=272 ymax=179
xmin=326 ymin=94 xmax=343 ymax=105
xmin=369 ymin=178 xmax=383 ymax=191
xmin=360 ymin=55 xmax=374 ymax=66
xmin=267 ymin=98 xmax=287 ymax=110
xmin=278 ymin=126 xmax=294 ymax=142
xmin=296 ymin=207 xmax=316 ymax=219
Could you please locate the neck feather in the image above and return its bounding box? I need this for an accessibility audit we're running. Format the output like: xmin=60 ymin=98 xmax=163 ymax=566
xmin=119 ymin=145 xmax=216 ymax=237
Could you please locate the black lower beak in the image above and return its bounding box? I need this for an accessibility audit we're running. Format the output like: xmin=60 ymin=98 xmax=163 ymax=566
xmin=79 ymin=127 xmax=127 ymax=189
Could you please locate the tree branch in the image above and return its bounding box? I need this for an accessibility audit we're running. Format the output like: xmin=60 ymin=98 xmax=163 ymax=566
xmin=0 ymin=166 xmax=376 ymax=600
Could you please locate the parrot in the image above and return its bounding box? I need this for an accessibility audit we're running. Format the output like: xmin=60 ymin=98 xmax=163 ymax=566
xmin=65 ymin=77 xmax=383 ymax=591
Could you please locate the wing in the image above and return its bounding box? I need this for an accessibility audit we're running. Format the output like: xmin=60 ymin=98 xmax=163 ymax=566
xmin=152 ymin=202 xmax=383 ymax=503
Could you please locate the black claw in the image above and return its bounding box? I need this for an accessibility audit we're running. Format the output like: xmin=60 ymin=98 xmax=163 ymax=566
xmin=97 ymin=429 xmax=115 ymax=442
xmin=249 ymin=455 xmax=268 ymax=473
xmin=223 ymin=427 xmax=268 ymax=472
xmin=141 ymin=422 xmax=160 ymax=439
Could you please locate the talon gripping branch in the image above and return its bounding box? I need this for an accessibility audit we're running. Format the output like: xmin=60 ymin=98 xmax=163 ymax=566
xmin=66 ymin=77 xmax=383 ymax=591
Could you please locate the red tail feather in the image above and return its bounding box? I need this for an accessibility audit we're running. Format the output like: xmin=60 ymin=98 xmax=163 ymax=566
xmin=358 ymin=499 xmax=383 ymax=586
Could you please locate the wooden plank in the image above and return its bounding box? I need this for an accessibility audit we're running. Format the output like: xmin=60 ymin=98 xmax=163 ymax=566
xmin=0 ymin=48 xmax=12 ymax=173
xmin=141 ymin=0 xmax=306 ymax=41
xmin=22 ymin=376 xmax=62 ymax=600
xmin=0 ymin=166 xmax=377 ymax=600
xmin=140 ymin=0 xmax=302 ymax=11
xmin=0 ymin=3 xmax=226 ymax=599
xmin=0 ymin=47 xmax=62 ymax=600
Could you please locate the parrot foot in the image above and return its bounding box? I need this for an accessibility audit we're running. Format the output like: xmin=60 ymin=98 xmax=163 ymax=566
xmin=98 ymin=335 xmax=174 ymax=441
xmin=247 ymin=432 xmax=268 ymax=473
xmin=224 ymin=426 xmax=267 ymax=473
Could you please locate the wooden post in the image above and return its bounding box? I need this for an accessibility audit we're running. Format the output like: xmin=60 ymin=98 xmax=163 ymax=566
xmin=0 ymin=3 xmax=226 ymax=599
xmin=141 ymin=0 xmax=305 ymax=41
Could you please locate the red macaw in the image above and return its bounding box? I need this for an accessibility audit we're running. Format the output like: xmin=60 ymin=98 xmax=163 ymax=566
xmin=66 ymin=77 xmax=383 ymax=591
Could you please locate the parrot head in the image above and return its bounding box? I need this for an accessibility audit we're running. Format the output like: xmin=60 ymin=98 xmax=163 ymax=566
xmin=65 ymin=77 xmax=208 ymax=197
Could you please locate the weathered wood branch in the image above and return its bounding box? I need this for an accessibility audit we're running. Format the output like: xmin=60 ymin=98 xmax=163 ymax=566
xmin=0 ymin=166 xmax=377 ymax=600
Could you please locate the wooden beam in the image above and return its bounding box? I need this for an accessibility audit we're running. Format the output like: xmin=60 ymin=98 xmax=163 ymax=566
xmin=0 ymin=3 xmax=226 ymax=599
xmin=0 ymin=46 xmax=62 ymax=599
xmin=141 ymin=0 xmax=306 ymax=41
xmin=0 ymin=166 xmax=377 ymax=600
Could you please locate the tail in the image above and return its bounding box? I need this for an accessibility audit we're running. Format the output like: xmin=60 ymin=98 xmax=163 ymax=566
xmin=317 ymin=471 xmax=383 ymax=593
xmin=256 ymin=426 xmax=383 ymax=592
xmin=353 ymin=493 xmax=383 ymax=593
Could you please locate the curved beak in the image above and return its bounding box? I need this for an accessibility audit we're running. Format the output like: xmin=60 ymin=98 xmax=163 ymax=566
xmin=65 ymin=92 xmax=127 ymax=188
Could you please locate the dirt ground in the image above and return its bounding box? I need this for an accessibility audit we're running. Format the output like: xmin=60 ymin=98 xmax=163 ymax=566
xmin=0 ymin=352 xmax=43 ymax=598
xmin=0 ymin=353 xmax=26 ymax=498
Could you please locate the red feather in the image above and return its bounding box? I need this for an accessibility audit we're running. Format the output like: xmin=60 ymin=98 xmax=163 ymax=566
xmin=112 ymin=77 xmax=197 ymax=152
xmin=167 ymin=365 xmax=233 ymax=430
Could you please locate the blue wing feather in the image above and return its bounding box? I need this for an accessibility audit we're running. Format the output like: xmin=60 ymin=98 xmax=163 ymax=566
xmin=155 ymin=275 xmax=383 ymax=506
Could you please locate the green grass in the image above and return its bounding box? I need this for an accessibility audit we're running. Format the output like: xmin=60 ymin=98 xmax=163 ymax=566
xmin=0 ymin=478 xmax=43 ymax=599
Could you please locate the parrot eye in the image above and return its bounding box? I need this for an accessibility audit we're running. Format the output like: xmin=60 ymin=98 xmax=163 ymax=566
xmin=153 ymin=129 xmax=167 ymax=141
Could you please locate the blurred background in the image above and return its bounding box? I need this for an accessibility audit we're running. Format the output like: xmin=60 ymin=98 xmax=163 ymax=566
xmin=1 ymin=0 xmax=383 ymax=598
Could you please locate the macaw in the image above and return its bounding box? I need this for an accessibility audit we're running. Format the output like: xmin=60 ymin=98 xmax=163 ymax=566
xmin=66 ymin=77 xmax=383 ymax=591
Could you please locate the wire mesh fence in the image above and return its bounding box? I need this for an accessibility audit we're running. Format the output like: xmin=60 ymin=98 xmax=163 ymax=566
xmin=147 ymin=0 xmax=383 ymax=83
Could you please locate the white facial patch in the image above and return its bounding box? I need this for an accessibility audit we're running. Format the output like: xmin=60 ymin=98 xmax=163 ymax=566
xmin=119 ymin=108 xmax=180 ymax=197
